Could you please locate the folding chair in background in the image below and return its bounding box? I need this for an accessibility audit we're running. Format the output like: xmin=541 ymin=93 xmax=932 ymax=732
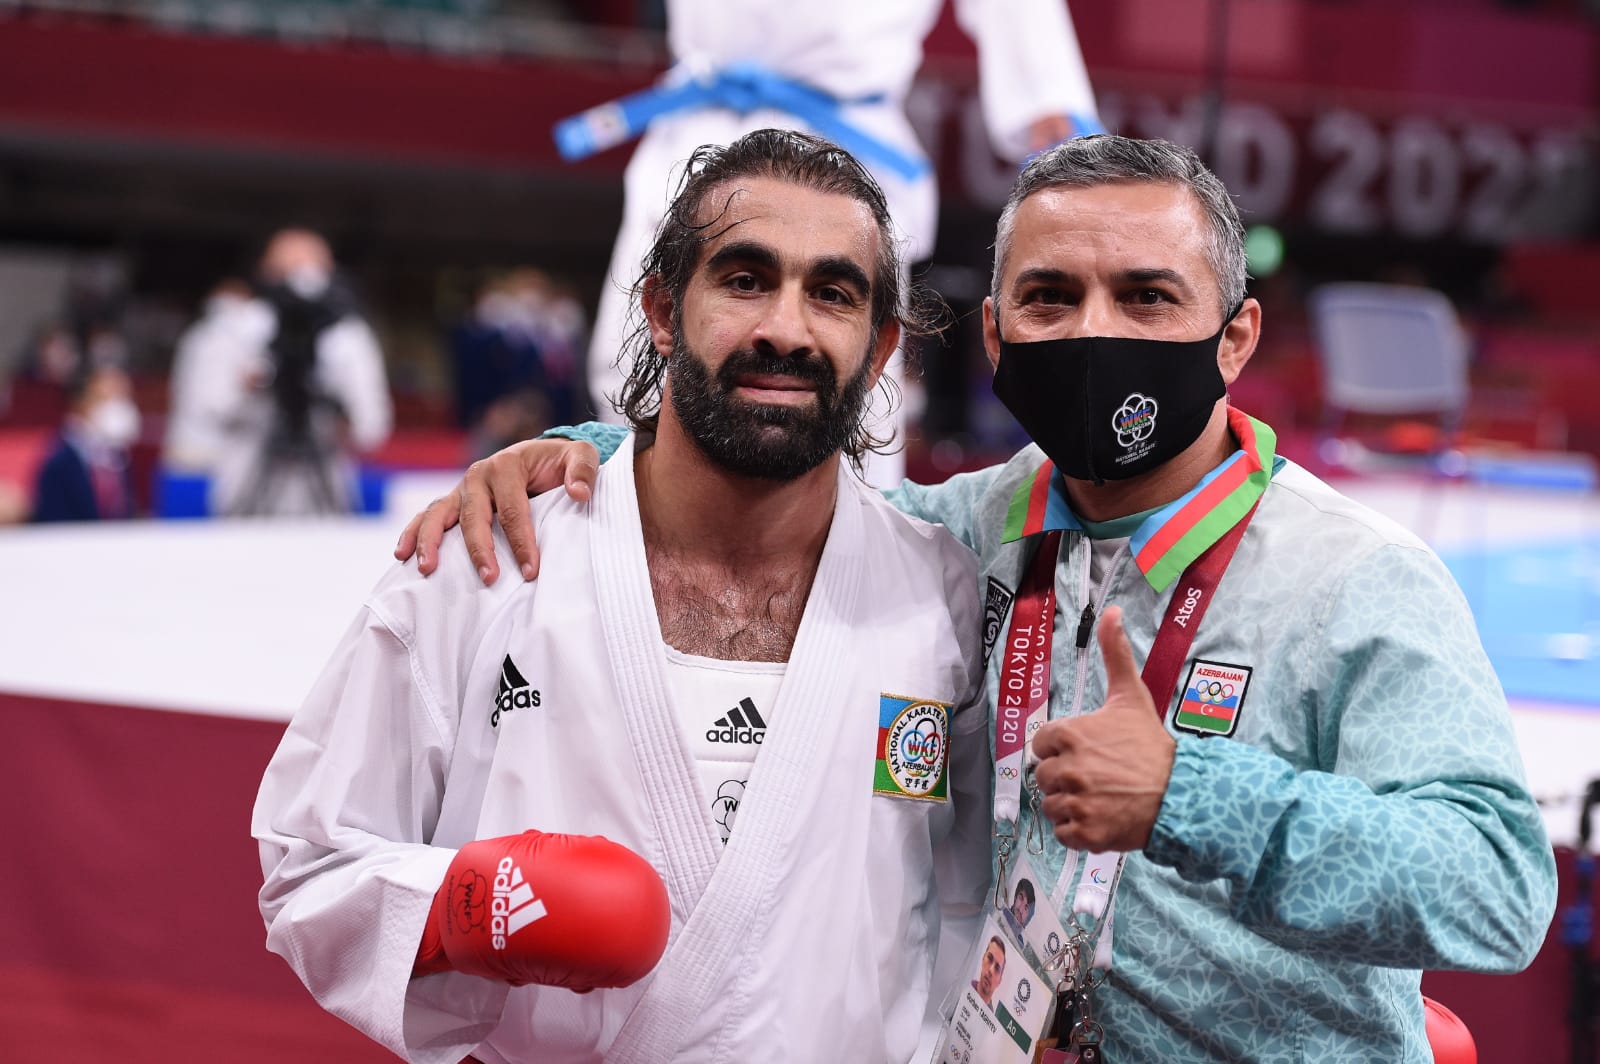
xmin=1307 ymin=281 xmax=1472 ymax=544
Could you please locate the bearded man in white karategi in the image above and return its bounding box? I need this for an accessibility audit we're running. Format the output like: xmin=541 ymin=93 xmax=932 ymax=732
xmin=564 ymin=0 xmax=1103 ymax=488
xmin=254 ymin=128 xmax=991 ymax=1064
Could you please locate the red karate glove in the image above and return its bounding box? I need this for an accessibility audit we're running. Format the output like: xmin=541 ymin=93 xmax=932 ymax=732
xmin=1423 ymin=996 xmax=1477 ymax=1064
xmin=413 ymin=829 xmax=670 ymax=990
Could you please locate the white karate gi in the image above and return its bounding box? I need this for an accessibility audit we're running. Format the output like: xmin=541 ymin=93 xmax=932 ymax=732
xmin=585 ymin=0 xmax=1099 ymax=487
xmin=254 ymin=436 xmax=991 ymax=1063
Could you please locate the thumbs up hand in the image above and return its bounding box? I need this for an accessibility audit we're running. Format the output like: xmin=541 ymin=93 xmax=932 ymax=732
xmin=1031 ymin=606 xmax=1177 ymax=853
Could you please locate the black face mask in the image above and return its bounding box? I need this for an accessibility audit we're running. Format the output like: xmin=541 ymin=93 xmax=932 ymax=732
xmin=992 ymin=306 xmax=1240 ymax=484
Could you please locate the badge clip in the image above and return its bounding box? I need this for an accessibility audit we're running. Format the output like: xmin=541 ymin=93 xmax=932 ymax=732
xmin=1025 ymin=773 xmax=1049 ymax=855
xmin=993 ymin=822 xmax=1017 ymax=909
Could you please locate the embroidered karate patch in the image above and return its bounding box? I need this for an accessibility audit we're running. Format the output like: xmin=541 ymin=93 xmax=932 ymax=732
xmin=874 ymin=694 xmax=951 ymax=801
xmin=1174 ymin=659 xmax=1252 ymax=737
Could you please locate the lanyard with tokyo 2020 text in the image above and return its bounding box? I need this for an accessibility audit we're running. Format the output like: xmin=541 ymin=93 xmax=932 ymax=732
xmin=990 ymin=468 xmax=1260 ymax=868
xmin=990 ymin=470 xmax=1258 ymax=1061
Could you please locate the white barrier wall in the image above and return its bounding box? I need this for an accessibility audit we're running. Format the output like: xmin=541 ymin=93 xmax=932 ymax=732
xmin=1 ymin=472 xmax=1596 ymax=844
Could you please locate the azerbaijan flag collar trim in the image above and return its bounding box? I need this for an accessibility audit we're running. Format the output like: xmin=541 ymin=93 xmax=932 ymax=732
xmin=1000 ymin=407 xmax=1278 ymax=592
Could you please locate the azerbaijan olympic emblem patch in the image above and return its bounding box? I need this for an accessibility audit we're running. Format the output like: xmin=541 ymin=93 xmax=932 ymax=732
xmin=874 ymin=694 xmax=951 ymax=802
xmin=1175 ymin=659 xmax=1252 ymax=737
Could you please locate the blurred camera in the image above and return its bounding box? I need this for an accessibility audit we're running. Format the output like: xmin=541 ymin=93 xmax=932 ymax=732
xmin=254 ymin=276 xmax=352 ymax=437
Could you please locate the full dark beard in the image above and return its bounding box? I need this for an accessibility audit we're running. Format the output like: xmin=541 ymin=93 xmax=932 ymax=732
xmin=666 ymin=329 xmax=876 ymax=481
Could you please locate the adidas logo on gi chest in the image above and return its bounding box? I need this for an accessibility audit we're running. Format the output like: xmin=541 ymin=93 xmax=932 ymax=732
xmin=491 ymin=654 xmax=541 ymax=728
xmin=706 ymin=697 xmax=766 ymax=745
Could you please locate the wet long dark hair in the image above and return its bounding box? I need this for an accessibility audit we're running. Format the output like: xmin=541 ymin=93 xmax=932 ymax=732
xmin=612 ymin=128 xmax=939 ymax=465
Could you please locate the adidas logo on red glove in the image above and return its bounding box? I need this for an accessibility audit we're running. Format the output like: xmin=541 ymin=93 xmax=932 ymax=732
xmin=415 ymin=829 xmax=670 ymax=991
xmin=489 ymin=856 xmax=546 ymax=947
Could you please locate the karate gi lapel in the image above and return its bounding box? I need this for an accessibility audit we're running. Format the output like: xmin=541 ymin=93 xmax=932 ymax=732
xmin=608 ymin=463 xmax=869 ymax=1064
xmin=590 ymin=437 xmax=723 ymax=915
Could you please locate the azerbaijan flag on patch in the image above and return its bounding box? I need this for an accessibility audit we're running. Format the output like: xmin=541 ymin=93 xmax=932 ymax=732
xmin=1173 ymin=659 xmax=1251 ymax=736
xmin=873 ymin=694 xmax=951 ymax=801
xmin=1176 ymin=688 xmax=1238 ymax=733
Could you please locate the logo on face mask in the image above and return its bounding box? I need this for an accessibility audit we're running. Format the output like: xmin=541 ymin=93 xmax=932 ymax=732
xmin=991 ymin=302 xmax=1241 ymax=484
xmin=1112 ymin=393 xmax=1159 ymax=463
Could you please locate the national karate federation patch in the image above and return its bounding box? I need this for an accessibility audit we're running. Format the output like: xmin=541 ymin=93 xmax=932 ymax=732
xmin=1175 ymin=659 xmax=1252 ymax=737
xmin=874 ymin=694 xmax=951 ymax=802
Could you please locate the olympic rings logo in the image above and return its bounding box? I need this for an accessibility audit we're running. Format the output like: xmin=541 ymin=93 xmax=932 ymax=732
xmin=1193 ymin=680 xmax=1235 ymax=703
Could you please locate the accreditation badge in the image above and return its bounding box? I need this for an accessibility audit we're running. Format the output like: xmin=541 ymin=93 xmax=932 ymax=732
xmin=933 ymin=914 xmax=1053 ymax=1064
xmin=997 ymin=851 xmax=1073 ymax=976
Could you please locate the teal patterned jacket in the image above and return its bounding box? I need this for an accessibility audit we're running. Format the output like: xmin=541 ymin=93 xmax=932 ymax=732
xmin=554 ymin=415 xmax=1556 ymax=1062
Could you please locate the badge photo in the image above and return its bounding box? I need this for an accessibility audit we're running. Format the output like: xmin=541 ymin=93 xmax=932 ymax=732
xmin=934 ymin=914 xmax=1052 ymax=1064
xmin=998 ymin=851 xmax=1072 ymax=975
xmin=1175 ymin=658 xmax=1252 ymax=737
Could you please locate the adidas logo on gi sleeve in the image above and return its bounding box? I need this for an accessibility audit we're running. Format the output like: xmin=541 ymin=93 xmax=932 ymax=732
xmin=491 ymin=654 xmax=541 ymax=728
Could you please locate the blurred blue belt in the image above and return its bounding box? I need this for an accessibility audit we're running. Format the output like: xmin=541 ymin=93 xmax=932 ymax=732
xmin=552 ymin=62 xmax=930 ymax=182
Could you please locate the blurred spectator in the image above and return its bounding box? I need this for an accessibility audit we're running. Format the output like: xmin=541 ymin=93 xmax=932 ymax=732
xmin=164 ymin=277 xmax=257 ymax=472
xmin=83 ymin=325 xmax=131 ymax=373
xmin=450 ymin=268 xmax=583 ymax=460
xmin=27 ymin=322 xmax=82 ymax=387
xmin=163 ymin=229 xmax=392 ymax=516
xmin=540 ymin=278 xmax=587 ymax=420
xmin=32 ymin=363 xmax=140 ymax=523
